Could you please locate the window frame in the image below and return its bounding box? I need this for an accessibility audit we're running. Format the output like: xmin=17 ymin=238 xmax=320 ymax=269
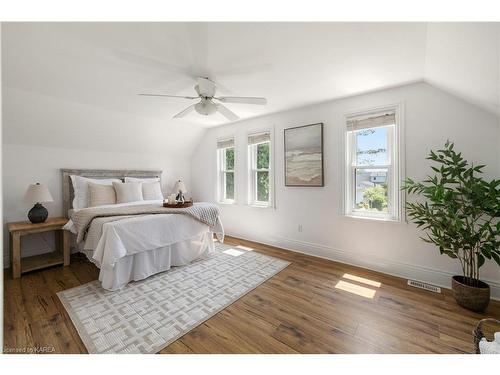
xmin=247 ymin=130 xmax=273 ymax=208
xmin=248 ymin=139 xmax=272 ymax=207
xmin=343 ymin=104 xmax=404 ymax=222
xmin=217 ymin=144 xmax=236 ymax=204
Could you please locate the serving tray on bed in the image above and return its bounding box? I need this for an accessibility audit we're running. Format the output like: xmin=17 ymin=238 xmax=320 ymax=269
xmin=163 ymin=200 xmax=193 ymax=208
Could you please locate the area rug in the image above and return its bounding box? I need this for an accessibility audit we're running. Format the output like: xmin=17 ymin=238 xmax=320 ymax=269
xmin=57 ymin=242 xmax=290 ymax=354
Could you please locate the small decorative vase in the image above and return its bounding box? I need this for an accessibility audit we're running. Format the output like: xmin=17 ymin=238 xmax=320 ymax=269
xmin=176 ymin=193 xmax=185 ymax=203
xmin=28 ymin=203 xmax=48 ymax=223
xmin=452 ymin=276 xmax=490 ymax=313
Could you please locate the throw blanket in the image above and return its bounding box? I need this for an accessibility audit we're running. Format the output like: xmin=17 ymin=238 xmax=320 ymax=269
xmin=72 ymin=202 xmax=221 ymax=243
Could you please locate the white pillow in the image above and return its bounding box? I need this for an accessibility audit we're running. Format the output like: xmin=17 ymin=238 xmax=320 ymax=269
xmin=88 ymin=182 xmax=116 ymax=207
xmin=142 ymin=181 xmax=164 ymax=200
xmin=70 ymin=175 xmax=121 ymax=210
xmin=113 ymin=182 xmax=144 ymax=204
xmin=124 ymin=177 xmax=160 ymax=183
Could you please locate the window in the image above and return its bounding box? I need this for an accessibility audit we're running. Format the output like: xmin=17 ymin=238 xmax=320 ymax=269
xmin=248 ymin=131 xmax=272 ymax=207
xmin=217 ymin=138 xmax=235 ymax=203
xmin=344 ymin=108 xmax=402 ymax=221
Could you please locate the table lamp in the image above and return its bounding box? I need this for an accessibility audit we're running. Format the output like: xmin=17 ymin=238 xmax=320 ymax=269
xmin=24 ymin=183 xmax=54 ymax=223
xmin=173 ymin=180 xmax=187 ymax=203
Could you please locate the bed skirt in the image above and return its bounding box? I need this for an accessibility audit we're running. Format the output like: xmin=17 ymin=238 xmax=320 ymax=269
xmin=81 ymin=232 xmax=215 ymax=290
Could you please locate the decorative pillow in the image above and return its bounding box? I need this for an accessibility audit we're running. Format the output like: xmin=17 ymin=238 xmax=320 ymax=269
xmin=88 ymin=182 xmax=116 ymax=207
xmin=113 ymin=182 xmax=144 ymax=204
xmin=124 ymin=176 xmax=160 ymax=183
xmin=142 ymin=181 xmax=164 ymax=200
xmin=70 ymin=175 xmax=121 ymax=210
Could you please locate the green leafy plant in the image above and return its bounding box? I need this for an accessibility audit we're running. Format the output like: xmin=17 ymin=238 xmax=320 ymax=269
xmin=257 ymin=143 xmax=270 ymax=201
xmin=357 ymin=184 xmax=388 ymax=211
xmin=403 ymin=141 xmax=500 ymax=286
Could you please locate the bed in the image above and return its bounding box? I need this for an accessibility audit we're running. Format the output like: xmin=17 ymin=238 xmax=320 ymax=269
xmin=61 ymin=169 xmax=223 ymax=291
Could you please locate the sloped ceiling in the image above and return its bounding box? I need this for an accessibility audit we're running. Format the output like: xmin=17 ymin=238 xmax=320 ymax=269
xmin=424 ymin=23 xmax=500 ymax=116
xmin=1 ymin=22 xmax=499 ymax=156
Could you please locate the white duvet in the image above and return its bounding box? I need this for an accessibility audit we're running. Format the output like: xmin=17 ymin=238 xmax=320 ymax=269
xmin=93 ymin=213 xmax=211 ymax=270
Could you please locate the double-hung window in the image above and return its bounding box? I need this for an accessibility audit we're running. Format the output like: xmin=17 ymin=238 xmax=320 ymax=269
xmin=217 ymin=138 xmax=235 ymax=203
xmin=344 ymin=108 xmax=402 ymax=221
xmin=248 ymin=131 xmax=272 ymax=207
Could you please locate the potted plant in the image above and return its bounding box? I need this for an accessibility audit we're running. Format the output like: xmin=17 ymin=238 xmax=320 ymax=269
xmin=403 ymin=141 xmax=500 ymax=312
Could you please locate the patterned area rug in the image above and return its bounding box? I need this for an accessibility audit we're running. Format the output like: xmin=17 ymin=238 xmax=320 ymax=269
xmin=57 ymin=242 xmax=290 ymax=354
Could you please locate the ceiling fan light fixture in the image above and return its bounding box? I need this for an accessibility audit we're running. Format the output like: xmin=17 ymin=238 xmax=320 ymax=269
xmin=139 ymin=77 xmax=266 ymax=120
xmin=195 ymin=100 xmax=217 ymax=116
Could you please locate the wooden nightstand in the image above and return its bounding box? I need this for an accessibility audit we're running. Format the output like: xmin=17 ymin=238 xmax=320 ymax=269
xmin=7 ymin=217 xmax=70 ymax=278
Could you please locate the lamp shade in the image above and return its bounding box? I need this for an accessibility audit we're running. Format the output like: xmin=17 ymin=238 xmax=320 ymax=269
xmin=174 ymin=180 xmax=187 ymax=194
xmin=24 ymin=183 xmax=54 ymax=204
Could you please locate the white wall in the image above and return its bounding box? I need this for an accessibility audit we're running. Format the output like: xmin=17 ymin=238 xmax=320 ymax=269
xmin=191 ymin=82 xmax=500 ymax=298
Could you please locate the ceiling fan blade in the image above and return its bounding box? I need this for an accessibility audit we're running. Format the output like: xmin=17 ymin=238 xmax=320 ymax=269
xmin=139 ymin=94 xmax=198 ymax=100
xmin=173 ymin=104 xmax=196 ymax=118
xmin=196 ymin=77 xmax=216 ymax=97
xmin=216 ymin=96 xmax=267 ymax=105
xmin=217 ymin=103 xmax=239 ymax=121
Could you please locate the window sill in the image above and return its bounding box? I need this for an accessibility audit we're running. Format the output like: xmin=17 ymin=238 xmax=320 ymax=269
xmin=247 ymin=203 xmax=274 ymax=209
xmin=218 ymin=200 xmax=236 ymax=205
xmin=343 ymin=214 xmax=401 ymax=223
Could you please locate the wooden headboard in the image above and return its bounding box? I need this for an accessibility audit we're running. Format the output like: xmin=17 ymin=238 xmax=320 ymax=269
xmin=61 ymin=168 xmax=162 ymax=215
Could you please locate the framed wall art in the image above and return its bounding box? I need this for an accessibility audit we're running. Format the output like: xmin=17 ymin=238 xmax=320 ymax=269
xmin=284 ymin=123 xmax=324 ymax=187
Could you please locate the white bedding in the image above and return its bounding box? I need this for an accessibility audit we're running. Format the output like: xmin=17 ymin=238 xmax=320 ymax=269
xmin=92 ymin=213 xmax=211 ymax=269
xmin=94 ymin=234 xmax=214 ymax=290
xmin=66 ymin=200 xmax=221 ymax=290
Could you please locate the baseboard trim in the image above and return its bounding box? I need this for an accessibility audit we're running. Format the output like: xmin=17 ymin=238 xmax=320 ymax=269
xmin=225 ymin=231 xmax=500 ymax=301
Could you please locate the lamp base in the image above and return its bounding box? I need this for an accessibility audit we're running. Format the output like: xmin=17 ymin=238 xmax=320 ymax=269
xmin=28 ymin=203 xmax=48 ymax=223
xmin=176 ymin=192 xmax=185 ymax=203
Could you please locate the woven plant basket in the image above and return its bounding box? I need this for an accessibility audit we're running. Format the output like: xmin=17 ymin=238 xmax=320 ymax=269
xmin=473 ymin=318 xmax=500 ymax=354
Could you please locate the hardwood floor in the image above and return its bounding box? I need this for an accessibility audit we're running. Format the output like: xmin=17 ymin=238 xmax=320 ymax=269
xmin=3 ymin=236 xmax=500 ymax=354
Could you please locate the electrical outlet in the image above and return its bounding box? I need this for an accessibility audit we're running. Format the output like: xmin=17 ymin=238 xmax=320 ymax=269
xmin=298 ymin=224 xmax=303 ymax=232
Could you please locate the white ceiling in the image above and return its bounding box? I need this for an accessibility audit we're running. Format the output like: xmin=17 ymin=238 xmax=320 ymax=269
xmin=425 ymin=23 xmax=499 ymax=116
xmin=2 ymin=22 xmax=499 ymax=154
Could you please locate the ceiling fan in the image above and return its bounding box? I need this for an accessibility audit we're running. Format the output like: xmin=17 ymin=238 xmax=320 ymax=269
xmin=139 ymin=77 xmax=267 ymax=121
